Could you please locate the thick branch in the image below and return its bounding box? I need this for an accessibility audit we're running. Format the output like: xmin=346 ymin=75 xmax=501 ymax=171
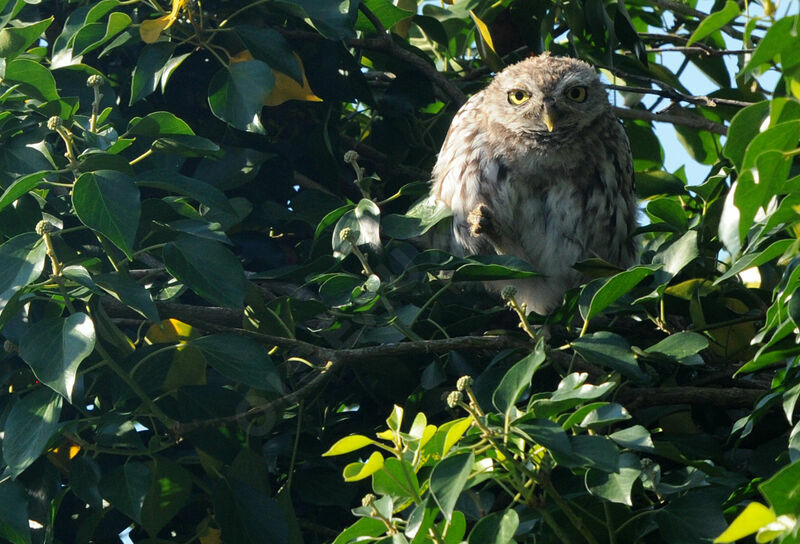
xmin=613 ymin=106 xmax=728 ymax=135
xmin=619 ymin=386 xmax=763 ymax=408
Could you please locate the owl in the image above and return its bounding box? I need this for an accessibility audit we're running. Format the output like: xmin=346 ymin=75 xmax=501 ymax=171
xmin=430 ymin=54 xmax=638 ymax=315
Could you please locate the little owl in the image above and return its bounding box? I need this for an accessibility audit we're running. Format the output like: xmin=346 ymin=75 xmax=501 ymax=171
xmin=430 ymin=54 xmax=638 ymax=314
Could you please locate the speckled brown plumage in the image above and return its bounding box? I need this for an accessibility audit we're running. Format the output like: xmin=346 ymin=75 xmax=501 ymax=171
xmin=430 ymin=55 xmax=638 ymax=314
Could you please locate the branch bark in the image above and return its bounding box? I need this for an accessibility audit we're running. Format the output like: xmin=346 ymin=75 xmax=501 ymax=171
xmin=619 ymin=385 xmax=763 ymax=408
xmin=613 ymin=106 xmax=728 ymax=135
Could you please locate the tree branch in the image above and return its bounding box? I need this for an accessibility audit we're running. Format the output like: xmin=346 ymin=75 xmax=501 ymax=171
xmin=619 ymin=385 xmax=763 ymax=408
xmin=606 ymin=83 xmax=754 ymax=108
xmin=613 ymin=105 xmax=728 ymax=135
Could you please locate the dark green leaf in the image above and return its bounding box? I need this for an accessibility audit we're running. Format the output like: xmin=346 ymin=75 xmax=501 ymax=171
xmin=609 ymin=425 xmax=656 ymax=453
xmin=373 ymin=458 xmax=420 ymax=499
xmin=492 ymin=347 xmax=546 ymax=414
xmin=655 ymin=488 xmax=728 ymax=542
xmin=0 ymin=481 xmax=32 ymax=544
xmin=2 ymin=58 xmax=59 ymax=101
xmin=741 ymin=16 xmax=796 ymax=76
xmin=273 ymin=0 xmax=358 ymax=40
xmin=73 ymin=170 xmax=141 ymax=259
xmin=163 ymin=236 xmax=247 ymax=308
xmin=189 ymin=334 xmax=282 ymax=392
xmin=645 ymin=332 xmax=708 ymax=361
xmin=452 ymin=255 xmax=539 ymax=281
xmin=0 ymin=233 xmax=46 ymax=308
xmin=208 ymin=61 xmax=274 ymax=133
xmin=466 ymin=509 xmax=518 ymax=544
xmin=151 ymin=135 xmax=221 ymax=157
xmin=429 ymin=452 xmax=473 ymax=522
xmin=141 ymin=458 xmax=192 ymax=537
xmin=585 ymin=452 xmax=641 ymax=505
xmin=130 ymin=42 xmax=176 ymax=105
xmin=580 ymin=403 xmax=632 ymax=429
xmin=19 ymin=313 xmax=95 ymax=402
xmin=515 ymin=419 xmax=573 ymax=458
xmin=0 ymin=17 xmax=53 ymax=59
xmin=135 ymin=170 xmax=236 ymax=217
xmin=70 ymin=456 xmax=103 ymax=510
xmin=0 ymin=171 xmax=49 ymax=213
xmin=571 ymin=332 xmax=648 ymax=382
xmin=95 ymin=273 xmax=159 ymax=322
xmin=356 ymin=0 xmax=414 ymax=33
xmin=126 ymin=111 xmax=194 ymax=137
xmin=99 ymin=462 xmax=151 ymax=524
xmin=760 ymin=459 xmax=800 ymax=515
xmin=3 ymin=388 xmax=62 ymax=478
xmin=580 ymin=265 xmax=660 ymax=321
xmin=72 ymin=11 xmax=131 ymax=56
xmin=331 ymin=518 xmax=387 ymax=544
xmin=570 ymin=435 xmax=621 ymax=472
xmin=235 ymin=26 xmax=303 ymax=83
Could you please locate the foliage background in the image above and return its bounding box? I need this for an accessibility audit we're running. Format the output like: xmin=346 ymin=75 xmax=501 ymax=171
xmin=0 ymin=0 xmax=799 ymax=542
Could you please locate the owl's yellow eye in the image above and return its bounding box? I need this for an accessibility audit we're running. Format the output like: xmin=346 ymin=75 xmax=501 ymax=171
xmin=566 ymin=86 xmax=588 ymax=102
xmin=507 ymin=90 xmax=531 ymax=105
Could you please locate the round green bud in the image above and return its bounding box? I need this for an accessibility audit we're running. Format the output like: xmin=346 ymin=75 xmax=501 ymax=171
xmin=3 ymin=340 xmax=17 ymax=353
xmin=35 ymin=220 xmax=56 ymax=235
xmin=46 ymin=116 xmax=62 ymax=131
xmin=343 ymin=150 xmax=359 ymax=163
xmin=456 ymin=375 xmax=473 ymax=392
xmin=361 ymin=493 xmax=377 ymax=508
xmin=87 ymin=74 xmax=104 ymax=88
xmin=501 ymin=285 xmax=517 ymax=300
xmin=446 ymin=390 xmax=463 ymax=409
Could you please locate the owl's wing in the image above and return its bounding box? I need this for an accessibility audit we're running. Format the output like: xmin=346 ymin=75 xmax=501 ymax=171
xmin=430 ymin=93 xmax=494 ymax=256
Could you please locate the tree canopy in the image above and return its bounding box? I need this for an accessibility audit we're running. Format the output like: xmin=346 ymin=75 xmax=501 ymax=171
xmin=0 ymin=0 xmax=799 ymax=543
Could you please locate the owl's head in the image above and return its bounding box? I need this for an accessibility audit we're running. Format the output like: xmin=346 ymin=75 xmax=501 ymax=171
xmin=485 ymin=54 xmax=609 ymax=135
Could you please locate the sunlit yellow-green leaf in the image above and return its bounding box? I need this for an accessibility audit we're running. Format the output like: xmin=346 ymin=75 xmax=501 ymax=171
xmin=469 ymin=10 xmax=495 ymax=54
xmin=443 ymin=417 xmax=472 ymax=454
xmin=322 ymin=435 xmax=376 ymax=456
xmin=343 ymin=451 xmax=384 ymax=481
xmin=140 ymin=0 xmax=185 ymax=43
xmin=714 ymin=502 xmax=776 ymax=543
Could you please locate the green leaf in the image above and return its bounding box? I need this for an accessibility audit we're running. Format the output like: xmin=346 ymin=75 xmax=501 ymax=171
xmin=100 ymin=462 xmax=151 ymax=524
xmin=452 ymin=255 xmax=539 ymax=281
xmin=2 ymin=58 xmax=59 ymax=101
xmin=571 ymin=332 xmax=648 ymax=382
xmin=0 ymin=171 xmax=49 ymax=213
xmin=19 ymin=313 xmax=96 ymax=402
xmin=716 ymin=239 xmax=793 ymax=284
xmin=760 ymin=459 xmax=800 ymax=515
xmin=0 ymin=17 xmax=53 ymax=59
xmin=151 ymin=135 xmax=221 ymax=157
xmin=570 ymin=435 xmax=621 ymax=472
xmin=130 ymin=42 xmax=175 ymax=105
xmin=580 ymin=403 xmax=632 ymax=429
xmin=188 ymin=334 xmax=282 ymax=392
xmin=355 ymin=0 xmax=413 ymax=33
xmin=135 ymin=170 xmax=236 ymax=217
xmin=3 ymin=388 xmax=62 ymax=478
xmin=0 ymin=233 xmax=46 ymax=308
xmin=645 ymin=332 xmax=709 ymax=361
xmin=609 ymin=425 xmax=656 ymax=453
xmin=332 ymin=518 xmax=387 ymax=544
xmin=0 ymin=481 xmax=32 ymax=544
xmin=741 ymin=17 xmax=796 ymax=76
xmin=585 ymin=452 xmax=641 ymax=505
xmin=654 ymin=230 xmax=698 ymax=277
xmin=726 ymin=103 xmax=768 ymax=164
xmin=580 ymin=265 xmax=660 ymax=321
xmin=235 ymin=26 xmax=303 ymax=83
xmin=95 ymin=273 xmax=159 ymax=322
xmin=70 ymin=456 xmax=103 ymax=510
xmin=532 ymin=373 xmax=616 ymax=417
xmin=373 ymin=458 xmax=420 ymax=499
xmin=656 ymin=488 xmax=728 ymax=542
xmin=126 ymin=111 xmax=194 ymax=137
xmin=466 ymin=509 xmax=518 ymax=544
xmin=429 ymin=452 xmax=473 ymax=522
xmin=73 ymin=170 xmax=141 ymax=259
xmin=72 ymin=11 xmax=131 ymax=56
xmin=322 ymin=434 xmax=377 ymax=456
xmin=492 ymin=347 xmax=546 ymax=415
xmin=647 ymin=198 xmax=688 ymax=231
xmin=686 ymin=0 xmax=739 ymax=45
xmin=515 ymin=419 xmax=574 ymax=458
xmin=141 ymin=458 xmax=192 ymax=537
xmin=163 ymin=235 xmax=247 ymax=308
xmin=208 ymin=61 xmax=274 ymax=133
xmin=273 ymin=0 xmax=358 ymax=40
xmin=382 ymin=196 xmax=452 ymax=239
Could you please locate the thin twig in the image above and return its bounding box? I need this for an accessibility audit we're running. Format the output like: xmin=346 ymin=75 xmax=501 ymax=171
xmin=612 ymin=106 xmax=728 ymax=135
xmin=606 ymin=83 xmax=754 ymax=108
xmin=644 ymin=46 xmax=754 ymax=56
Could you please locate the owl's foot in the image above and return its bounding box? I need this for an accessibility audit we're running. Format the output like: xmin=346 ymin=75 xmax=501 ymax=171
xmin=468 ymin=203 xmax=493 ymax=238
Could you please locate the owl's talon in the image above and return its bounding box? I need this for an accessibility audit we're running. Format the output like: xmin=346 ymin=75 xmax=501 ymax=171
xmin=468 ymin=204 xmax=493 ymax=238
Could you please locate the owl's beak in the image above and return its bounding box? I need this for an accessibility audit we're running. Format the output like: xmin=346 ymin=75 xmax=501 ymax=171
xmin=542 ymin=104 xmax=555 ymax=132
